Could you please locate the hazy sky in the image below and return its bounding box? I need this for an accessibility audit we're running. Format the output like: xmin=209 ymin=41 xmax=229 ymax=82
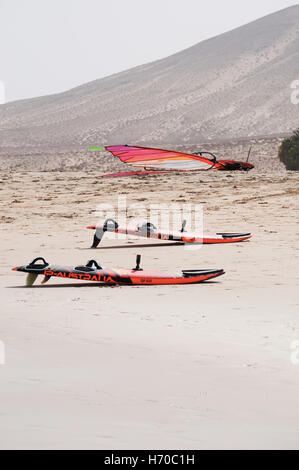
xmin=0 ymin=0 xmax=297 ymax=102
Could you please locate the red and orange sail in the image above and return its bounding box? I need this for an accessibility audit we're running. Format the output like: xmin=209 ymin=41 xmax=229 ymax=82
xmin=105 ymin=145 xmax=215 ymax=171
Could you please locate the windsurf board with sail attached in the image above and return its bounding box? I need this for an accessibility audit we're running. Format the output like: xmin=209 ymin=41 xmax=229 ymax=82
xmin=94 ymin=145 xmax=254 ymax=177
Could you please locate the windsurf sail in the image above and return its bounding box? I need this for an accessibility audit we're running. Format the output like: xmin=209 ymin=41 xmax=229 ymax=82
xmin=90 ymin=144 xmax=254 ymax=174
xmin=105 ymin=145 xmax=216 ymax=171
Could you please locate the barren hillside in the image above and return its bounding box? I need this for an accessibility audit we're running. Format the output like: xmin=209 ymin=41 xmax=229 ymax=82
xmin=0 ymin=6 xmax=298 ymax=165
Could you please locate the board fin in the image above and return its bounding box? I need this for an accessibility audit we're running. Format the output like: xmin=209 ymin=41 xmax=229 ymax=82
xmin=26 ymin=273 xmax=38 ymax=287
xmin=91 ymin=219 xmax=119 ymax=248
xmin=91 ymin=228 xmax=104 ymax=248
xmin=41 ymin=275 xmax=51 ymax=284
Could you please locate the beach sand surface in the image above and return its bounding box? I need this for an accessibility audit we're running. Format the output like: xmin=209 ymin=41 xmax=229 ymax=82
xmin=0 ymin=169 xmax=298 ymax=449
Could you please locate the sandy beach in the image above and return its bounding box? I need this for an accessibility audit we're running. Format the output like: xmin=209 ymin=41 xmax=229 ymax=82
xmin=0 ymin=167 xmax=298 ymax=449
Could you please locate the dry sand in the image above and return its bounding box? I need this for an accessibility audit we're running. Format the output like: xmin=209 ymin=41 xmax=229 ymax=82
xmin=0 ymin=168 xmax=298 ymax=449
